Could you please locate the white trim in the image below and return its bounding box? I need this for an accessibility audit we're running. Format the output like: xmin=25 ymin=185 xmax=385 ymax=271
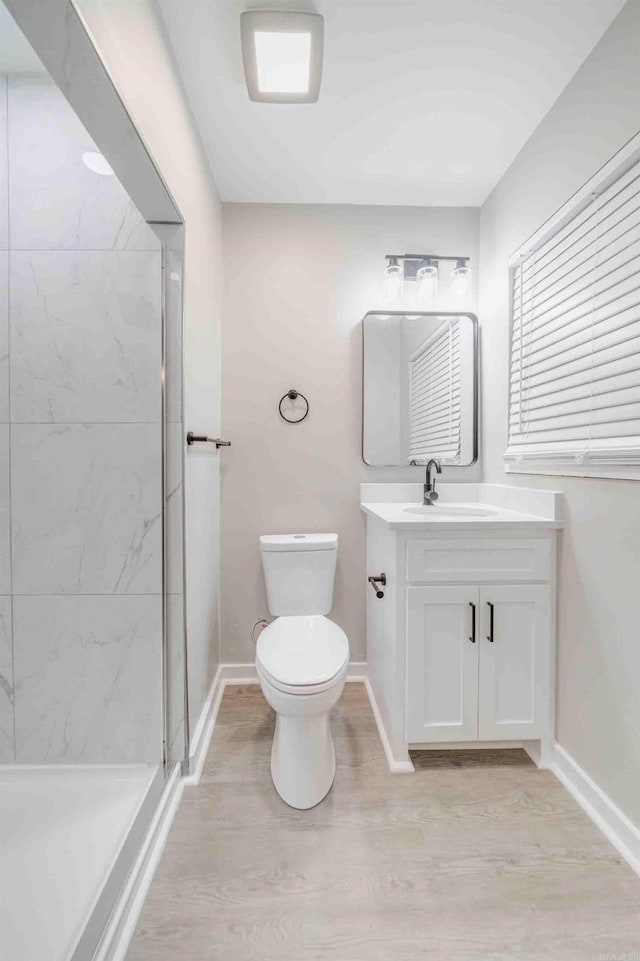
xmin=219 ymin=662 xmax=259 ymax=683
xmin=217 ymin=660 xmax=368 ymax=684
xmin=187 ymin=665 xmax=223 ymax=765
xmin=509 ymin=129 xmax=640 ymax=267
xmin=92 ymin=764 xmax=184 ymax=961
xmin=184 ymin=666 xmax=226 ymax=786
xmin=523 ymin=739 xmax=556 ymax=769
xmin=549 ymin=742 xmax=640 ymax=878
xmin=410 ymin=740 xmax=525 ymax=751
xmin=506 ymin=461 xmax=640 ymax=481
xmin=360 ymin=677 xmax=415 ymax=774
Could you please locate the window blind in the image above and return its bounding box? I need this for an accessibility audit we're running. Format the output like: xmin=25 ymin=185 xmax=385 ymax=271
xmin=506 ymin=156 xmax=640 ymax=468
xmin=409 ymin=318 xmax=461 ymax=463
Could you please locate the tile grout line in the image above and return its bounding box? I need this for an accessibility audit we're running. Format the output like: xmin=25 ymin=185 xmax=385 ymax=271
xmin=6 ymin=74 xmax=16 ymax=763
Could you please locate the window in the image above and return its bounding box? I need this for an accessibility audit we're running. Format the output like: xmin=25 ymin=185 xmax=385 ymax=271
xmin=506 ymin=144 xmax=640 ymax=476
xmin=409 ymin=318 xmax=460 ymax=462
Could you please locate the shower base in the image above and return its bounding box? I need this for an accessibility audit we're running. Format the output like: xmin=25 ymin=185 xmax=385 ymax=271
xmin=0 ymin=763 xmax=157 ymax=961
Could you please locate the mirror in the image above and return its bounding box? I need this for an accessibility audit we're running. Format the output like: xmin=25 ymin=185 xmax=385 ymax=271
xmin=362 ymin=311 xmax=478 ymax=467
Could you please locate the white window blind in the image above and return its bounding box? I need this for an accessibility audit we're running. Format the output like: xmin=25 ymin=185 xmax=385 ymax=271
xmin=409 ymin=318 xmax=460 ymax=463
xmin=506 ymin=154 xmax=640 ymax=470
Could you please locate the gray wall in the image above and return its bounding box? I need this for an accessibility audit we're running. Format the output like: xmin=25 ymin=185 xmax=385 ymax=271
xmin=479 ymin=0 xmax=640 ymax=826
xmin=0 ymin=74 xmax=163 ymax=763
xmin=221 ymin=203 xmax=479 ymax=663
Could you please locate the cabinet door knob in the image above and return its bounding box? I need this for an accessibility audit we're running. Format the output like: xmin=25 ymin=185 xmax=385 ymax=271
xmin=469 ymin=602 xmax=476 ymax=643
xmin=487 ymin=601 xmax=494 ymax=642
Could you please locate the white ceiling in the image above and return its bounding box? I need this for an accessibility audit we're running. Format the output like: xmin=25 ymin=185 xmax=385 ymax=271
xmin=157 ymin=0 xmax=625 ymax=206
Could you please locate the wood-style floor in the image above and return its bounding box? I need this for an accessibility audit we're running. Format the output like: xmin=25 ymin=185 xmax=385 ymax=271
xmin=127 ymin=684 xmax=640 ymax=961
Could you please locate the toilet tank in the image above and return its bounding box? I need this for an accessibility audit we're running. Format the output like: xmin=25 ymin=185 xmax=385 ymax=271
xmin=260 ymin=533 xmax=338 ymax=616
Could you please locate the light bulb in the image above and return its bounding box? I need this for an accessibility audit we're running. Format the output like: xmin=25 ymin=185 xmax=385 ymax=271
xmin=383 ymin=258 xmax=403 ymax=302
xmin=416 ymin=259 xmax=438 ymax=305
xmin=451 ymin=259 xmax=471 ymax=298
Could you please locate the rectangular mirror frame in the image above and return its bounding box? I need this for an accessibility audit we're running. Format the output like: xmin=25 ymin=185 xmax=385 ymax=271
xmin=361 ymin=310 xmax=479 ymax=468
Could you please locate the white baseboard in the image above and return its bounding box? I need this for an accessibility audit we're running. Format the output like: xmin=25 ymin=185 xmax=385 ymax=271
xmin=362 ymin=676 xmax=414 ymax=773
xmin=93 ymin=764 xmax=184 ymax=961
xmin=218 ymin=660 xmax=369 ymax=685
xmin=187 ymin=665 xmax=223 ymax=767
xmin=219 ymin=662 xmax=258 ymax=683
xmin=550 ymin=742 xmax=640 ymax=878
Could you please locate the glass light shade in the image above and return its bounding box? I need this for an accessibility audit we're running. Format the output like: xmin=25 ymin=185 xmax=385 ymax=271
xmin=452 ymin=260 xmax=471 ymax=298
xmin=383 ymin=262 xmax=403 ymax=301
xmin=416 ymin=260 xmax=438 ymax=305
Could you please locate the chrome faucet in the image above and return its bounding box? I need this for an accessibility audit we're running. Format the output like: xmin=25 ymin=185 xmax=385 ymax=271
xmin=423 ymin=459 xmax=442 ymax=505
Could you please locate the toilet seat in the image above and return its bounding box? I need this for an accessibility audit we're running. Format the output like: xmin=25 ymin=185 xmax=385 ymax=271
xmin=256 ymin=615 xmax=349 ymax=695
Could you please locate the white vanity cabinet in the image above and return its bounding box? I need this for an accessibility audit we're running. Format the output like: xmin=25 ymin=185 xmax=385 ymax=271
xmin=361 ymin=484 xmax=562 ymax=771
xmin=406 ymin=581 xmax=550 ymax=743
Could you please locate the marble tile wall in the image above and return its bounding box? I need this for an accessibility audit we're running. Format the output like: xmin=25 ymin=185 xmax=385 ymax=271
xmin=8 ymin=75 xmax=158 ymax=252
xmin=0 ymin=74 xmax=165 ymax=765
xmin=10 ymin=250 xmax=161 ymax=424
xmin=13 ymin=595 xmax=162 ymax=763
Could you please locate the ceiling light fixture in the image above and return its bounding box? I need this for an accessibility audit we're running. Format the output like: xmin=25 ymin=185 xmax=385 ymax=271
xmin=240 ymin=9 xmax=324 ymax=103
xmin=81 ymin=151 xmax=114 ymax=176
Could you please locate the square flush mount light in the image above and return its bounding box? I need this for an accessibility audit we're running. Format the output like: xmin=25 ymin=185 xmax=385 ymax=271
xmin=240 ymin=9 xmax=324 ymax=103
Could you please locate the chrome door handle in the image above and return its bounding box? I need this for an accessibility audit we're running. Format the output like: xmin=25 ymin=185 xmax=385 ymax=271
xmin=487 ymin=602 xmax=494 ymax=642
xmin=186 ymin=432 xmax=231 ymax=449
xmin=469 ymin=602 xmax=476 ymax=643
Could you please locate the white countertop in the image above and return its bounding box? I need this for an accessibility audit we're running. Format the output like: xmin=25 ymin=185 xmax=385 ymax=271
xmin=360 ymin=483 xmax=563 ymax=531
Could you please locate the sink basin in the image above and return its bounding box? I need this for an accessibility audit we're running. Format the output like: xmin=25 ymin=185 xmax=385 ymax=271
xmin=403 ymin=504 xmax=498 ymax=518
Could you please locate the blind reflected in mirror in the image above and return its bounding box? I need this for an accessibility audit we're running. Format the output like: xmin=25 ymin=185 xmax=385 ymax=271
xmin=362 ymin=312 xmax=478 ymax=467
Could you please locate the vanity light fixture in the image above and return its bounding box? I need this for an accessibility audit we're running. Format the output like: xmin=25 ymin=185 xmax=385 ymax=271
xmin=240 ymin=9 xmax=324 ymax=103
xmin=452 ymin=258 xmax=471 ymax=298
xmin=81 ymin=151 xmax=114 ymax=176
xmin=383 ymin=254 xmax=471 ymax=303
xmin=383 ymin=256 xmax=404 ymax=302
xmin=416 ymin=258 xmax=439 ymax=305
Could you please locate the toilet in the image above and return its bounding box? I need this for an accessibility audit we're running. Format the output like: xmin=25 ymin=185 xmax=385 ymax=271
xmin=256 ymin=533 xmax=349 ymax=809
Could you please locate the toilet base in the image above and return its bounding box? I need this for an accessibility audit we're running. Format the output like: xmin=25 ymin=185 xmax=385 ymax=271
xmin=271 ymin=713 xmax=336 ymax=809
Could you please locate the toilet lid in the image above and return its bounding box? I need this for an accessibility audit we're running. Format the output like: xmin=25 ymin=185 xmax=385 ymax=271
xmin=256 ymin=616 xmax=349 ymax=688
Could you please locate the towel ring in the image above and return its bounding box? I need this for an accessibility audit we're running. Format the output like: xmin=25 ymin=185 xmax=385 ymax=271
xmin=279 ymin=389 xmax=309 ymax=424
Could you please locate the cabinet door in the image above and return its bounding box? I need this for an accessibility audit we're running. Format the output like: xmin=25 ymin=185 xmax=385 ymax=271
xmin=478 ymin=585 xmax=550 ymax=740
xmin=406 ymin=586 xmax=479 ymax=743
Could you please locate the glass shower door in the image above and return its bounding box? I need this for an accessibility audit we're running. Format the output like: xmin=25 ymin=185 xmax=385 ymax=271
xmin=0 ymin=10 xmax=187 ymax=957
